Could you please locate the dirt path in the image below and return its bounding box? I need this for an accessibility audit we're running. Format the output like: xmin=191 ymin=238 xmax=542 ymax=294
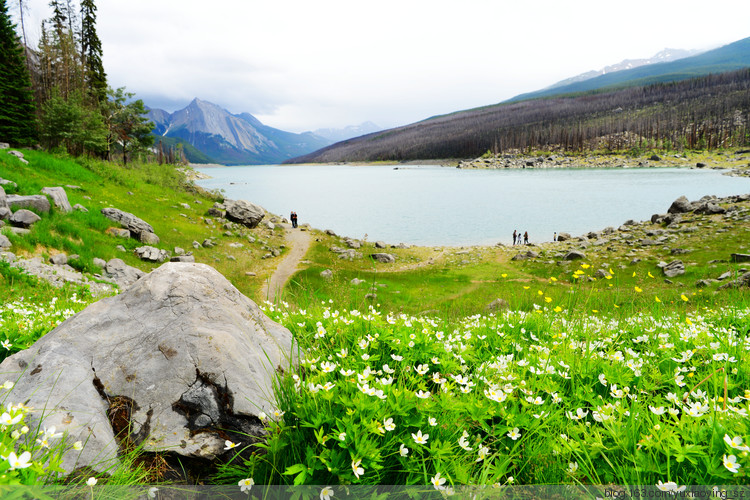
xmin=263 ymin=223 xmax=312 ymax=302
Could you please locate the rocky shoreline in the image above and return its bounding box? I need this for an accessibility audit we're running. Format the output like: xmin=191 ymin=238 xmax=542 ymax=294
xmin=455 ymin=151 xmax=750 ymax=177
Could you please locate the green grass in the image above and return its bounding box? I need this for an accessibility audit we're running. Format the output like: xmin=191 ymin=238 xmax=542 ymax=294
xmin=1 ymin=148 xmax=750 ymax=490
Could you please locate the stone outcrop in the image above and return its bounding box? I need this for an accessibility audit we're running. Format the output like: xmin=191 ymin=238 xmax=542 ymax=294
xmin=102 ymin=258 xmax=145 ymax=288
xmin=667 ymin=196 xmax=693 ymax=214
xmin=0 ymin=263 xmax=296 ymax=475
xmin=135 ymin=245 xmax=170 ymax=262
xmin=660 ymin=260 xmax=686 ymax=278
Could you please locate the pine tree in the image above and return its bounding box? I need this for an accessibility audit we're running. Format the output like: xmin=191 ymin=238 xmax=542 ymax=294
xmin=0 ymin=0 xmax=37 ymax=145
xmin=80 ymin=0 xmax=106 ymax=101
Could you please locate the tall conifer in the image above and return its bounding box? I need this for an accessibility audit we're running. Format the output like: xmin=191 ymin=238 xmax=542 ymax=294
xmin=0 ymin=0 xmax=36 ymax=145
xmin=80 ymin=0 xmax=106 ymax=101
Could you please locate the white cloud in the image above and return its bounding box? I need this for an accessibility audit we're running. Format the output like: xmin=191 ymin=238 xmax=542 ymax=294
xmin=14 ymin=0 xmax=750 ymax=132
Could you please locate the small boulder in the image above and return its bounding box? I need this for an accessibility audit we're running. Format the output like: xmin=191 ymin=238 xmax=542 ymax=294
xmin=731 ymin=253 xmax=750 ymax=263
xmin=103 ymin=258 xmax=145 ymax=288
xmin=135 ymin=246 xmax=170 ymax=263
xmin=139 ymin=231 xmax=161 ymax=245
xmin=0 ymin=234 xmax=10 ymax=249
xmin=350 ymin=278 xmax=365 ymax=286
xmin=320 ymin=269 xmax=333 ymax=279
xmin=667 ymin=196 xmax=693 ymax=214
xmin=73 ymin=204 xmax=88 ymax=212
xmin=49 ymin=253 xmax=68 ymax=266
xmin=7 ymin=194 xmax=51 ymax=213
xmin=10 ymin=209 xmax=41 ymax=228
xmin=370 ymin=253 xmax=396 ymax=264
xmin=101 ymin=208 xmax=156 ymax=241
xmin=693 ymin=203 xmax=725 ymax=215
xmin=556 ymin=232 xmax=571 ymax=242
xmin=662 ymin=260 xmax=685 ymax=278
xmin=564 ymin=250 xmax=586 ymax=261
xmin=41 ymin=187 xmax=73 ymax=213
xmin=170 ymin=255 xmax=195 ymax=263
xmin=718 ymin=272 xmax=750 ymax=290
xmin=375 ymin=241 xmax=387 ymax=249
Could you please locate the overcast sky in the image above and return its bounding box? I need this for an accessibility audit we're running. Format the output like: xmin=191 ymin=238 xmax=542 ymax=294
xmin=13 ymin=0 xmax=750 ymax=133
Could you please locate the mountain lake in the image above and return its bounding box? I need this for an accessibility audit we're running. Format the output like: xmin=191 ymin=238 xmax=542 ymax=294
xmin=194 ymin=164 xmax=750 ymax=246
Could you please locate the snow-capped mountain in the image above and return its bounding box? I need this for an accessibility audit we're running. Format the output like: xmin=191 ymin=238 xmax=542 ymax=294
xmin=544 ymin=48 xmax=704 ymax=90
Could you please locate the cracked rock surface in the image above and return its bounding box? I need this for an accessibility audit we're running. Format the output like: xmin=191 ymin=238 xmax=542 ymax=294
xmin=0 ymin=262 xmax=296 ymax=474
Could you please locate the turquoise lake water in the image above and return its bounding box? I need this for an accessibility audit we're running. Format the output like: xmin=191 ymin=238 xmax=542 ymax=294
xmin=195 ymin=165 xmax=750 ymax=246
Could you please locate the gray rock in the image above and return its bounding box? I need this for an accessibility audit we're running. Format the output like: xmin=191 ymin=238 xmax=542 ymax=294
xmin=350 ymin=278 xmax=365 ymax=286
xmin=717 ymin=271 xmax=732 ymax=281
xmin=101 ymin=208 xmax=156 ymax=240
xmin=594 ymin=269 xmax=611 ymax=279
xmin=7 ymin=150 xmax=28 ymax=164
xmin=344 ymin=238 xmax=361 ymax=249
xmin=375 ymin=241 xmax=387 ymax=249
xmin=139 ymin=231 xmax=161 ymax=245
xmin=264 ymin=221 xmax=275 ymax=230
xmin=0 ymin=251 xmax=16 ymax=262
xmin=695 ymin=279 xmax=714 ymax=288
xmin=668 ymin=196 xmax=693 ymax=214
xmin=10 ymin=209 xmax=41 ymax=228
xmin=103 ymin=258 xmax=145 ymax=288
xmin=192 ymin=240 xmax=202 ymax=249
xmin=511 ymin=250 xmax=538 ymax=261
xmin=224 ymin=199 xmax=265 ymax=228
xmin=0 ymin=186 xmax=7 ymax=211
xmin=207 ymin=202 xmax=226 ymax=218
xmin=116 ymin=245 xmax=127 ymax=252
xmin=135 ymin=246 xmax=169 ymax=263
xmin=0 ymin=142 xmax=8 ymax=149
xmin=73 ymin=203 xmax=88 ymax=212
xmin=174 ymin=247 xmax=185 ymax=256
xmin=730 ymin=253 xmax=750 ymax=263
xmin=170 ymin=255 xmax=195 ymax=263
xmin=0 ymin=206 xmax=9 ymax=220
xmin=662 ymin=260 xmax=685 ymax=278
xmin=718 ymin=272 xmax=750 ymax=290
xmin=0 ymin=234 xmax=10 ymax=249
xmin=0 ymin=177 xmax=16 ymax=189
xmin=324 ymin=229 xmax=337 ymax=236
xmin=49 ymin=254 xmax=68 ymax=266
xmin=106 ymin=227 xmax=131 ymax=238
xmin=320 ymin=269 xmax=333 ymax=279
xmin=370 ymin=253 xmax=396 ymax=264
xmin=7 ymin=194 xmax=51 ymax=213
xmin=556 ymin=232 xmax=571 ymax=242
xmin=0 ymin=263 xmax=295 ymax=474
xmin=564 ymin=250 xmax=586 ymax=261
xmin=693 ymin=202 xmax=725 ymax=215
xmin=41 ymin=187 xmax=73 ymax=213
xmin=93 ymin=258 xmax=107 ymax=269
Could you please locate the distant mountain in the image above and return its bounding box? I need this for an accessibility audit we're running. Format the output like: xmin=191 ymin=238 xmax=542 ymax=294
xmin=313 ymin=122 xmax=382 ymax=143
xmin=146 ymin=99 xmax=332 ymax=165
xmin=508 ymin=36 xmax=750 ymax=102
xmin=544 ymin=48 xmax=702 ymax=91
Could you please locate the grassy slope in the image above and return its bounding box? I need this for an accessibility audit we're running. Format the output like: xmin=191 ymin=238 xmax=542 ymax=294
xmin=0 ymin=149 xmax=289 ymax=305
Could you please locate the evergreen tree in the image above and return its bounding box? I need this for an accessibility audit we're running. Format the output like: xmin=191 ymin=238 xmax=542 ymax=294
xmin=80 ymin=0 xmax=106 ymax=101
xmin=0 ymin=0 xmax=36 ymax=145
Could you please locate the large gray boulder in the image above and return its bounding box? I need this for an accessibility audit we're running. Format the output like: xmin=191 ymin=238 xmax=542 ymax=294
xmin=564 ymin=250 xmax=586 ymax=261
xmin=224 ymin=199 xmax=265 ymax=228
xmin=101 ymin=207 xmax=156 ymax=240
xmin=41 ymin=187 xmax=73 ymax=213
xmin=667 ymin=196 xmax=693 ymax=214
xmin=7 ymin=194 xmax=51 ymax=213
xmin=0 ymin=263 xmax=296 ymax=475
xmin=10 ymin=209 xmax=41 ymax=228
xmin=0 ymin=234 xmax=10 ymax=249
xmin=0 ymin=186 xmax=9 ymax=220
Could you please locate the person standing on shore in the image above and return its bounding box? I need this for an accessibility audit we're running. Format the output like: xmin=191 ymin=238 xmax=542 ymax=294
xmin=513 ymin=230 xmax=517 ymax=245
xmin=524 ymin=231 xmax=529 ymax=245
xmin=553 ymin=232 xmax=557 ymax=242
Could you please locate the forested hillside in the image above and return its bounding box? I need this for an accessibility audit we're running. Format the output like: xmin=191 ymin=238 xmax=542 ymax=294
xmin=288 ymin=69 xmax=750 ymax=163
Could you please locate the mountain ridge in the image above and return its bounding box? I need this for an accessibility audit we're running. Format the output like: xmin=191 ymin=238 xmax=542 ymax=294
xmin=146 ymin=99 xmax=332 ymax=165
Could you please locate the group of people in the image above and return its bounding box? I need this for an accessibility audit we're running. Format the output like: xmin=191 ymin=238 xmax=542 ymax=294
xmin=290 ymin=211 xmax=298 ymax=228
xmin=512 ymin=230 xmax=529 ymax=245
